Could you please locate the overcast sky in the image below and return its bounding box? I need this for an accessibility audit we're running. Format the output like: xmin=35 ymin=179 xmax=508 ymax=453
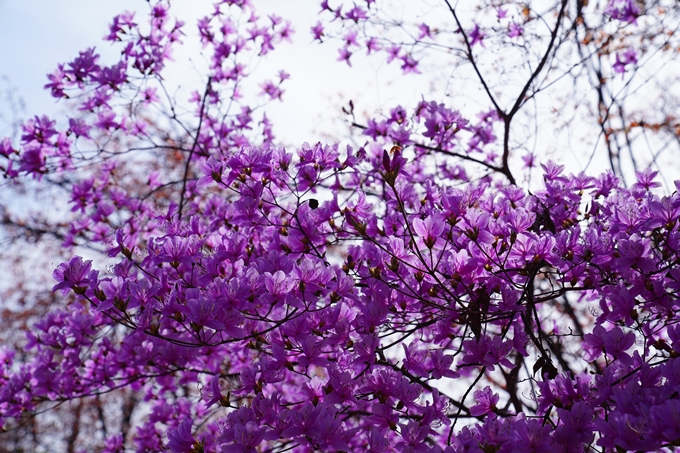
xmin=0 ymin=0 xmax=426 ymax=147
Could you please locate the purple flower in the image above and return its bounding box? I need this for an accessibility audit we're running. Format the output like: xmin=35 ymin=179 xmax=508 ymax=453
xmin=412 ymin=215 xmax=445 ymax=249
xmin=222 ymin=421 xmax=267 ymax=453
xmin=367 ymin=428 xmax=390 ymax=453
xmin=507 ymin=207 xmax=535 ymax=234
xmin=613 ymin=48 xmax=637 ymax=75
xmin=420 ymin=101 xmax=468 ymax=144
xmin=167 ymin=419 xmax=198 ymax=453
xmin=52 ymin=256 xmax=93 ymax=295
xmin=93 ymin=61 xmax=128 ymax=90
xmin=67 ymin=48 xmax=100 ymax=82
xmin=556 ymin=402 xmax=595 ymax=444
xmin=366 ymin=401 xmax=399 ymax=431
xmin=45 ymin=64 xmax=68 ymax=98
xmin=430 ymin=349 xmax=459 ymax=379
xmin=584 ymin=325 xmax=635 ymax=365
xmin=470 ymin=386 xmax=499 ymax=416
xmin=469 ymin=25 xmax=485 ymax=47
xmin=345 ymin=5 xmax=367 ymax=23
xmin=365 ymin=36 xmax=381 ymax=54
xmin=264 ymin=270 xmax=296 ymax=297
xmin=344 ymin=29 xmax=359 ymax=47
xmin=595 ymin=413 xmax=661 ymax=451
xmin=402 ymin=342 xmax=429 ymax=377
xmin=540 ymin=160 xmax=566 ymax=181
xmin=651 ymin=399 xmax=680 ymax=442
xmin=18 ymin=144 xmax=47 ymax=176
xmin=389 ymin=106 xmax=407 ymax=124
xmin=598 ymin=283 xmax=638 ymax=326
xmin=616 ymin=234 xmax=655 ymax=273
xmin=337 ymin=46 xmax=352 ymax=66
xmin=21 ymin=115 xmax=57 ymax=144
xmin=102 ymin=434 xmax=124 ymax=453
xmin=381 ymin=148 xmax=407 ymax=183
xmin=386 ymin=45 xmax=401 ymax=63
xmin=605 ymin=0 xmax=640 ymax=23
xmin=459 ymin=334 xmax=515 ymax=372
xmin=68 ymin=118 xmax=91 ymax=138
xmin=417 ymin=23 xmax=432 ymax=40
xmin=462 ymin=209 xmax=495 ymax=244
xmin=0 ymin=137 xmax=14 ymax=158
xmin=508 ymin=22 xmax=523 ymax=38
xmin=203 ymin=376 xmax=227 ymax=408
xmin=260 ymin=80 xmax=283 ymax=100
xmin=400 ymin=55 xmax=421 ymax=74
xmin=298 ymin=335 xmax=329 ymax=368
xmin=395 ymin=420 xmax=430 ymax=452
xmin=632 ymin=167 xmax=660 ymax=191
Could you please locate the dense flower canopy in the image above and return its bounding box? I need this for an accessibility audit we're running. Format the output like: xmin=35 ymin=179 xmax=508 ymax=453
xmin=2 ymin=0 xmax=680 ymax=452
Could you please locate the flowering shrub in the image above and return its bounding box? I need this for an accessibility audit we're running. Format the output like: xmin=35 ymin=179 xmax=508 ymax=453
xmin=2 ymin=1 xmax=680 ymax=452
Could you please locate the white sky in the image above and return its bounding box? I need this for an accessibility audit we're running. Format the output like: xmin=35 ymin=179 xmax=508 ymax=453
xmin=0 ymin=0 xmax=425 ymax=147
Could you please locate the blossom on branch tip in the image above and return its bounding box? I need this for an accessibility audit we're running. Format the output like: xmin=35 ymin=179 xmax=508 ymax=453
xmin=508 ymin=22 xmax=523 ymax=38
xmin=584 ymin=325 xmax=635 ymax=365
xmin=365 ymin=36 xmax=381 ymax=54
xmin=52 ymin=256 xmax=93 ymax=295
xmin=470 ymin=386 xmax=499 ymax=416
xmin=469 ymin=25 xmax=485 ymax=47
xmin=412 ymin=215 xmax=445 ymax=249
xmin=417 ymin=23 xmax=432 ymax=40
xmin=606 ymin=0 xmax=640 ymax=23
xmin=400 ymin=55 xmax=421 ymax=74
xmin=167 ymin=419 xmax=200 ymax=453
xmin=337 ymin=45 xmax=352 ymax=66
xmin=613 ymin=48 xmax=637 ymax=75
xmin=386 ymin=45 xmax=401 ymax=63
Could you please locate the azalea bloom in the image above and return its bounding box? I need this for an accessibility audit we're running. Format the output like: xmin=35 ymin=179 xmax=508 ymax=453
xmin=469 ymin=24 xmax=485 ymax=47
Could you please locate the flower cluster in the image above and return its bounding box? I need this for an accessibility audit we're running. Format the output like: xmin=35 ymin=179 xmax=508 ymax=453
xmin=2 ymin=0 xmax=680 ymax=452
xmin=4 ymin=130 xmax=680 ymax=451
